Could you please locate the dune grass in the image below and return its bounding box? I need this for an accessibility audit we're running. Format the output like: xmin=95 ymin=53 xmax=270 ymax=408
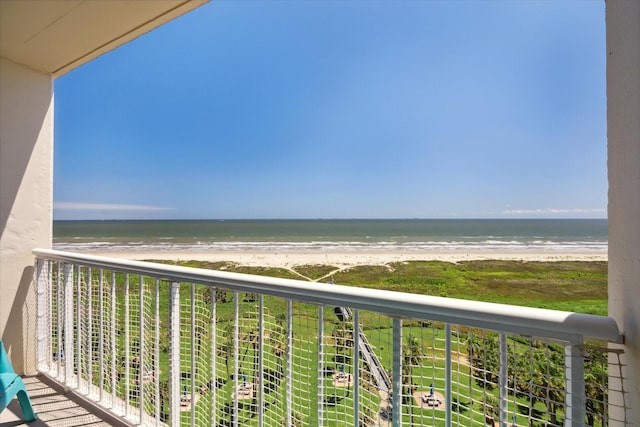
xmin=154 ymin=260 xmax=607 ymax=316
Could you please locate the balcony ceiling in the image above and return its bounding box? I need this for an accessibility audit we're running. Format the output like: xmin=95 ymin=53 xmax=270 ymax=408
xmin=0 ymin=0 xmax=208 ymax=77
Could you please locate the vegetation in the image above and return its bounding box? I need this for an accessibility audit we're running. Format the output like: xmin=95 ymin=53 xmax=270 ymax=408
xmin=154 ymin=259 xmax=608 ymax=315
xmin=57 ymin=260 xmax=609 ymax=426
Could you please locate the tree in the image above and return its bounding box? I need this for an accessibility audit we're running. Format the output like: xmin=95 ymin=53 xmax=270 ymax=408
xmin=402 ymin=335 xmax=423 ymax=426
xmin=266 ymin=314 xmax=284 ymax=352
xmin=243 ymin=292 xmax=258 ymax=302
xmin=159 ymin=379 xmax=170 ymax=422
xmin=215 ymin=289 xmax=230 ymax=304
xmin=481 ymin=395 xmax=500 ymax=425
xmin=468 ymin=334 xmax=499 ymax=390
xmin=359 ymin=404 xmax=376 ymax=427
xmin=280 ymin=410 xmax=304 ymax=427
xmin=332 ymin=322 xmax=354 ymax=365
xmin=584 ymin=348 xmax=608 ymax=426
xmin=517 ymin=344 xmax=565 ymax=425
xmin=465 ymin=332 xmax=477 ymax=406
xmin=218 ymin=324 xmax=234 ymax=377
xmin=267 ymin=316 xmax=287 ymax=374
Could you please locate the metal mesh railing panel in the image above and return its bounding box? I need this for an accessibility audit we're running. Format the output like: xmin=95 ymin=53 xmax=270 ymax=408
xmin=35 ymin=256 xmax=626 ymax=426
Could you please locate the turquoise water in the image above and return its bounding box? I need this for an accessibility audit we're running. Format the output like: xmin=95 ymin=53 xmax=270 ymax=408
xmin=53 ymin=219 xmax=607 ymax=253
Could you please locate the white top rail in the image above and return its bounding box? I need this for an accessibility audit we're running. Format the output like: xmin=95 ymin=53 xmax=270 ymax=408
xmin=33 ymin=248 xmax=622 ymax=343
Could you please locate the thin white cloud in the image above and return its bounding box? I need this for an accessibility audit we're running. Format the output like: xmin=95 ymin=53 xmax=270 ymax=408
xmin=54 ymin=202 xmax=173 ymax=211
xmin=502 ymin=208 xmax=606 ymax=216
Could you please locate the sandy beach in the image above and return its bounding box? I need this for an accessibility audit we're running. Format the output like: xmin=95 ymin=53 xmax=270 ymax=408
xmin=85 ymin=250 xmax=607 ymax=269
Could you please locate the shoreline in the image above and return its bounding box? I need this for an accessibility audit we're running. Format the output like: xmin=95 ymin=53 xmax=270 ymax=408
xmin=83 ymin=250 xmax=608 ymax=269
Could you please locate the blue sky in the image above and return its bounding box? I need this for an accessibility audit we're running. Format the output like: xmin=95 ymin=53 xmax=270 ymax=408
xmin=53 ymin=0 xmax=607 ymax=220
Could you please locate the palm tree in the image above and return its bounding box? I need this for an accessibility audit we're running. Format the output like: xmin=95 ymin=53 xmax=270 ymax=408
xmin=218 ymin=324 xmax=234 ymax=377
xmin=267 ymin=317 xmax=287 ymax=373
xmin=332 ymin=322 xmax=354 ymax=365
xmin=241 ymin=327 xmax=259 ymax=367
xmin=468 ymin=334 xmax=499 ymax=389
xmin=403 ymin=335 xmax=423 ymax=426
xmin=465 ymin=332 xmax=479 ymax=405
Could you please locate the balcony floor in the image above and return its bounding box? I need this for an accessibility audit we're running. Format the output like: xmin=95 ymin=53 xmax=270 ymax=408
xmin=0 ymin=376 xmax=126 ymax=426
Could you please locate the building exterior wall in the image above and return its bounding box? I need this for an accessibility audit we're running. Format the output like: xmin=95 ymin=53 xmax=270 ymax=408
xmin=0 ymin=57 xmax=53 ymax=374
xmin=607 ymin=1 xmax=640 ymax=423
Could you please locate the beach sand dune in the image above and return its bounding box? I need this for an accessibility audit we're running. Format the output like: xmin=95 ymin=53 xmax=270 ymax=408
xmin=86 ymin=250 xmax=607 ymax=269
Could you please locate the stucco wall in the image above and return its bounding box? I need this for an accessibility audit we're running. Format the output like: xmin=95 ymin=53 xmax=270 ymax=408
xmin=607 ymin=0 xmax=640 ymax=424
xmin=0 ymin=57 xmax=53 ymax=374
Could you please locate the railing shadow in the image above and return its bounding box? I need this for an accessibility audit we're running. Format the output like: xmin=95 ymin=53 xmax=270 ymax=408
xmin=2 ymin=375 xmax=129 ymax=427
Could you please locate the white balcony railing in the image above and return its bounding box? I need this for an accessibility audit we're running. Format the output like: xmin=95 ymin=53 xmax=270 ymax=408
xmin=33 ymin=249 xmax=625 ymax=426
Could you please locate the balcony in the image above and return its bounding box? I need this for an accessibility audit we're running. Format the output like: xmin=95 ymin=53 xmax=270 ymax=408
xmin=0 ymin=375 xmax=124 ymax=426
xmin=13 ymin=248 xmax=624 ymax=426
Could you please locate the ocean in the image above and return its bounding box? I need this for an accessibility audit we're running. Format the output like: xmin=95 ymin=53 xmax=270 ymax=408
xmin=52 ymin=219 xmax=607 ymax=254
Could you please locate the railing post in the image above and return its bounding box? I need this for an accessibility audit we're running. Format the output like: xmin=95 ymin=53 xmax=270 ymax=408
xmin=317 ymin=305 xmax=324 ymax=427
xmin=87 ymin=267 xmax=93 ymax=396
xmin=124 ymin=274 xmax=130 ymax=418
xmin=258 ymin=295 xmax=265 ymax=427
xmin=64 ymin=263 xmax=74 ymax=385
xmin=36 ymin=258 xmax=49 ymax=373
xmin=392 ymin=318 xmax=402 ymax=427
xmin=56 ymin=261 xmax=62 ymax=379
xmin=154 ymin=279 xmax=160 ymax=424
xmin=99 ymin=269 xmax=105 ymax=402
xmin=169 ymin=281 xmax=181 ymax=426
xmin=210 ymin=287 xmax=217 ymax=427
xmin=233 ymin=292 xmax=239 ymax=427
xmin=353 ymin=309 xmax=360 ymax=426
xmin=47 ymin=260 xmax=53 ymax=373
xmin=138 ymin=275 xmax=144 ymax=422
xmin=565 ymin=342 xmax=585 ymax=426
xmin=76 ymin=268 xmax=82 ymax=390
xmin=111 ymin=271 xmax=117 ymax=408
xmin=190 ymin=283 xmax=196 ymax=427
xmin=445 ymin=323 xmax=452 ymax=427
xmin=286 ymin=300 xmax=293 ymax=427
xmin=499 ymin=333 xmax=508 ymax=427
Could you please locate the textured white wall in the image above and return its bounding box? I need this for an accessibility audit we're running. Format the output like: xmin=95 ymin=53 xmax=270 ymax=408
xmin=0 ymin=57 xmax=53 ymax=374
xmin=607 ymin=1 xmax=640 ymax=424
